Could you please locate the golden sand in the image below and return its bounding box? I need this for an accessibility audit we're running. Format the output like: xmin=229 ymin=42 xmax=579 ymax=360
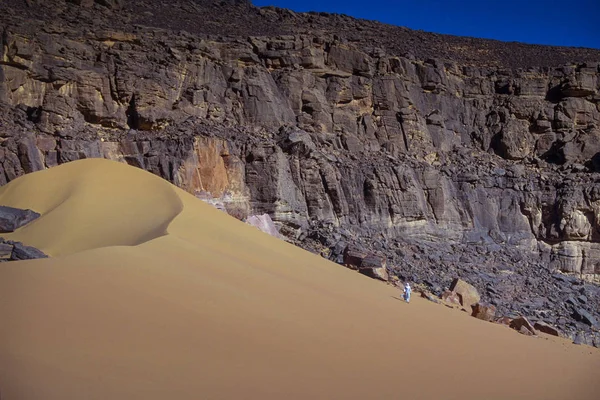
xmin=0 ymin=159 xmax=598 ymax=399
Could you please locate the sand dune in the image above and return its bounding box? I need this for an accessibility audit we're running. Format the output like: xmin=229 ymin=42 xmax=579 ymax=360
xmin=0 ymin=159 xmax=598 ymax=400
xmin=0 ymin=160 xmax=183 ymax=256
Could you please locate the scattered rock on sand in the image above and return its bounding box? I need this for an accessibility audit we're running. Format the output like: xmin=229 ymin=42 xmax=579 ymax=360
xmin=496 ymin=316 xmax=513 ymax=326
xmin=449 ymin=278 xmax=481 ymax=310
xmin=0 ymin=242 xmax=13 ymax=260
xmin=11 ymin=242 xmax=48 ymax=260
xmin=343 ymin=246 xmax=389 ymax=281
xmin=420 ymin=291 xmax=440 ymax=303
xmin=518 ymin=326 xmax=535 ymax=336
xmin=533 ymin=322 xmax=563 ymax=337
xmin=0 ymin=238 xmax=48 ymax=261
xmin=471 ymin=303 xmax=497 ymax=322
xmin=509 ymin=316 xmax=537 ymax=336
xmin=0 ymin=205 xmax=40 ymax=233
xmin=358 ymin=254 xmax=389 ymax=281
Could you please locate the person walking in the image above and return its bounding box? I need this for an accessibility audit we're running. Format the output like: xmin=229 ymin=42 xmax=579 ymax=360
xmin=403 ymin=282 xmax=412 ymax=303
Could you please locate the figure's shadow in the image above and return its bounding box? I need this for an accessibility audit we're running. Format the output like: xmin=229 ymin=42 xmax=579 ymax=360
xmin=391 ymin=296 xmax=405 ymax=302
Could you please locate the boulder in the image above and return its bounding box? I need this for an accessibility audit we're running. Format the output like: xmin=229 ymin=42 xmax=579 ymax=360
xmin=11 ymin=242 xmax=48 ymax=260
xmin=533 ymin=322 xmax=563 ymax=337
xmin=441 ymin=290 xmax=461 ymax=306
xmin=343 ymin=246 xmax=388 ymax=281
xmin=0 ymin=242 xmax=13 ymax=260
xmin=471 ymin=303 xmax=497 ymax=322
xmin=559 ymin=73 xmax=597 ymax=98
xmin=573 ymin=308 xmax=598 ymax=328
xmin=449 ymin=278 xmax=481 ymax=310
xmin=0 ymin=206 xmax=41 ymax=233
xmin=495 ymin=316 xmax=513 ymax=326
xmin=358 ymin=254 xmax=389 ymax=281
xmin=509 ymin=316 xmax=537 ymax=336
xmin=343 ymin=245 xmax=367 ymax=270
xmin=518 ymin=325 xmax=535 ymax=336
xmin=0 ymin=239 xmax=47 ymax=261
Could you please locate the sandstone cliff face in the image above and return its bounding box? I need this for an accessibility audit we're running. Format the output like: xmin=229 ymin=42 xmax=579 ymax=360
xmin=1 ymin=0 xmax=600 ymax=340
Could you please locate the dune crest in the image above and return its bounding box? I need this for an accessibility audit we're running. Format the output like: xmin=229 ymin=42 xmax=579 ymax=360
xmin=0 ymin=159 xmax=598 ymax=400
xmin=0 ymin=159 xmax=184 ymax=256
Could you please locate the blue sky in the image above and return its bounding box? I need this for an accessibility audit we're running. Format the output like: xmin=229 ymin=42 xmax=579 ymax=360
xmin=253 ymin=0 xmax=600 ymax=49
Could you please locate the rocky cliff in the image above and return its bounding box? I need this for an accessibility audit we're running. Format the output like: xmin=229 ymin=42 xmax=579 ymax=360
xmin=1 ymin=0 xmax=600 ymax=343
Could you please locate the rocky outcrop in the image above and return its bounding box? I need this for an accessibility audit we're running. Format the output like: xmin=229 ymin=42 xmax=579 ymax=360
xmin=358 ymin=254 xmax=389 ymax=281
xmin=533 ymin=322 xmax=563 ymax=337
xmin=509 ymin=316 xmax=537 ymax=336
xmin=0 ymin=238 xmax=47 ymax=261
xmin=471 ymin=303 xmax=496 ymax=322
xmin=0 ymin=205 xmax=46 ymax=260
xmin=1 ymin=0 xmax=599 ymax=342
xmin=441 ymin=290 xmax=461 ymax=306
xmin=342 ymin=245 xmax=389 ymax=281
xmin=450 ymin=279 xmax=481 ymax=311
xmin=0 ymin=205 xmax=40 ymax=232
xmin=496 ymin=317 xmax=513 ymax=326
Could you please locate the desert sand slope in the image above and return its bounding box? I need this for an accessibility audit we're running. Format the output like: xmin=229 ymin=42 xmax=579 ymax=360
xmin=0 ymin=159 xmax=598 ymax=400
